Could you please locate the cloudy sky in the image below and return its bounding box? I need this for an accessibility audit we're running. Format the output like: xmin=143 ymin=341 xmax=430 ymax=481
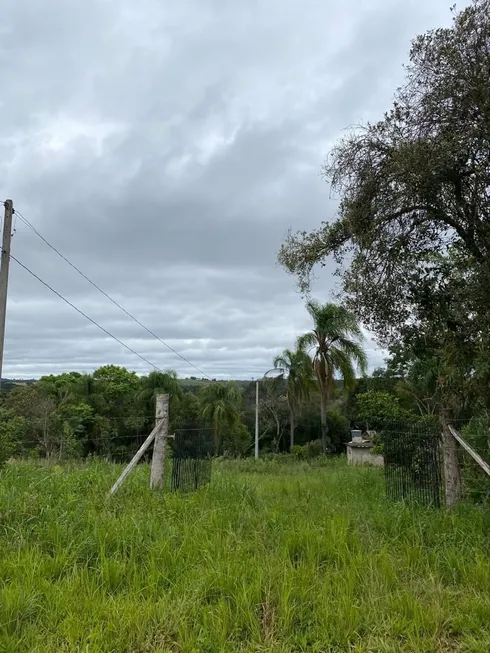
xmin=0 ymin=0 xmax=463 ymax=380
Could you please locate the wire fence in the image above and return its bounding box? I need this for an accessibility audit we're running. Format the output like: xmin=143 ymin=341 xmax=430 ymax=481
xmin=3 ymin=410 xmax=215 ymax=466
xmin=380 ymin=421 xmax=444 ymax=507
xmin=452 ymin=418 xmax=490 ymax=504
xmin=377 ymin=417 xmax=490 ymax=507
xmin=168 ymin=428 xmax=213 ymax=493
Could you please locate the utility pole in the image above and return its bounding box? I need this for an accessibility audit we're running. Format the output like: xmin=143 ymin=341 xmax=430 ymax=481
xmin=254 ymin=368 xmax=283 ymax=460
xmin=150 ymin=393 xmax=169 ymax=489
xmin=0 ymin=200 xmax=13 ymax=391
xmin=255 ymin=380 xmax=259 ymax=459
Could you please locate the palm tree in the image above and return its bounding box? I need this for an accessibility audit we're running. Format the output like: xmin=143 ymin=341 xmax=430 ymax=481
xmin=199 ymin=382 xmax=242 ymax=454
xmin=138 ymin=370 xmax=183 ymax=423
xmin=273 ymin=348 xmax=315 ymax=450
xmin=298 ymin=301 xmax=367 ymax=453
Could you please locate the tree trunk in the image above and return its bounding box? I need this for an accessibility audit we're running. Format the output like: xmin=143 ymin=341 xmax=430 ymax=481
xmin=440 ymin=409 xmax=462 ymax=507
xmin=213 ymin=425 xmax=220 ymax=456
xmin=290 ymin=409 xmax=295 ymax=451
xmin=320 ymin=392 xmax=329 ymax=453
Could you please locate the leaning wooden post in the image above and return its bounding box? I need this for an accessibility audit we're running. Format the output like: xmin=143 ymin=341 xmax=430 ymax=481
xmin=448 ymin=424 xmax=490 ymax=477
xmin=150 ymin=393 xmax=169 ymax=489
xmin=110 ymin=421 xmax=162 ymax=496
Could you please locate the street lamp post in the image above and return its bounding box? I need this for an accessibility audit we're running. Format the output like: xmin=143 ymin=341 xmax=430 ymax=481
xmin=254 ymin=367 xmax=284 ymax=459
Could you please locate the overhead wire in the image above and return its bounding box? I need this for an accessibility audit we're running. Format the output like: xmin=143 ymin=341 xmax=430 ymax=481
xmin=14 ymin=208 xmax=212 ymax=379
xmin=9 ymin=252 xmax=165 ymax=372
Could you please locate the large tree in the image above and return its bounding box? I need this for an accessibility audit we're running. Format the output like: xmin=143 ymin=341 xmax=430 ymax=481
xmin=298 ymin=302 xmax=367 ymax=452
xmin=278 ymin=0 xmax=490 ymax=351
xmin=273 ymin=348 xmax=314 ymax=450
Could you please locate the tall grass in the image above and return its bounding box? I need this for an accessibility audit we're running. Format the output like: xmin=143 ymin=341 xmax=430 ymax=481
xmin=0 ymin=458 xmax=489 ymax=652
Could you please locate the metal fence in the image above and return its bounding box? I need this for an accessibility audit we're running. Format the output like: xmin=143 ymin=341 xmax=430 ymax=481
xmin=169 ymin=428 xmax=213 ymax=493
xmin=454 ymin=418 xmax=490 ymax=504
xmin=381 ymin=421 xmax=444 ymax=507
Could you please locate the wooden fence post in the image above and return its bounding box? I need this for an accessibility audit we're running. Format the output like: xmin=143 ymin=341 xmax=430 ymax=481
xmin=440 ymin=410 xmax=462 ymax=507
xmin=150 ymin=393 xmax=169 ymax=489
xmin=110 ymin=422 xmax=162 ymax=496
xmin=448 ymin=424 xmax=490 ymax=477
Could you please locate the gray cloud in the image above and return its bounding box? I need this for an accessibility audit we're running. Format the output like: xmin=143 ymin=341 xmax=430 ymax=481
xmin=0 ymin=0 xmax=464 ymax=379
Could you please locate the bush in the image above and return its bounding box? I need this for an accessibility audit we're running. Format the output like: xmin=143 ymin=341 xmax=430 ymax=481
xmin=326 ymin=410 xmax=351 ymax=453
xmin=222 ymin=422 xmax=252 ymax=458
xmin=291 ymin=439 xmax=324 ymax=461
xmin=0 ymin=410 xmax=25 ymax=468
xmin=354 ymin=391 xmax=416 ymax=431
xmin=290 ymin=444 xmax=306 ymax=460
xmin=306 ymin=439 xmax=324 ymax=458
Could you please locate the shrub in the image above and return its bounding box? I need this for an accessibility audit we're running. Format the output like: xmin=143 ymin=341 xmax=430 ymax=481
xmin=291 ymin=444 xmax=306 ymax=460
xmin=354 ymin=391 xmax=419 ymax=429
xmin=306 ymin=439 xmax=324 ymax=458
xmin=222 ymin=422 xmax=252 ymax=458
xmin=0 ymin=410 xmax=25 ymax=468
xmin=326 ymin=410 xmax=351 ymax=453
xmin=291 ymin=439 xmax=324 ymax=461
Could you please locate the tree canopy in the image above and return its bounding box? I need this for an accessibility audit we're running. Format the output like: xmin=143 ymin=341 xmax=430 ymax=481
xmin=279 ymin=0 xmax=490 ymax=350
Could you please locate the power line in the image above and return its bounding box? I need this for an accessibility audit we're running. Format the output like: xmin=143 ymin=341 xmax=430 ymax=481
xmin=9 ymin=252 xmax=165 ymax=373
xmin=15 ymin=209 xmax=212 ymax=380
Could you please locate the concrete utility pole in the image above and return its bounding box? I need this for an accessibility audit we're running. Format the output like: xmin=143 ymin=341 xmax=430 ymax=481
xmin=0 ymin=200 xmax=13 ymax=391
xmin=254 ymin=367 xmax=284 ymax=460
xmin=255 ymin=380 xmax=259 ymax=459
xmin=150 ymin=393 xmax=169 ymax=489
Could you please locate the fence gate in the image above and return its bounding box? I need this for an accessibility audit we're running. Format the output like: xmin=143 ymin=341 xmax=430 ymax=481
xmin=382 ymin=423 xmax=444 ymax=507
xmin=170 ymin=428 xmax=213 ymax=492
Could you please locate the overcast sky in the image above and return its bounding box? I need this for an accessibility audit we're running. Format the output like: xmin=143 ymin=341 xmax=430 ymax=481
xmin=0 ymin=0 xmax=463 ymax=380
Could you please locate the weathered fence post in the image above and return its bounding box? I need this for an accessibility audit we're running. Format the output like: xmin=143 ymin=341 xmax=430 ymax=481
xmin=448 ymin=424 xmax=490 ymax=477
xmin=110 ymin=423 xmax=161 ymax=496
xmin=150 ymin=393 xmax=169 ymax=489
xmin=440 ymin=410 xmax=462 ymax=506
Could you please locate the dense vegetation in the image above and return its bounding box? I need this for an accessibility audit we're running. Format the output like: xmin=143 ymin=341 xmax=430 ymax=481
xmin=0 ymin=299 xmax=371 ymax=466
xmin=280 ymin=0 xmax=490 ymax=414
xmin=278 ymin=0 xmax=490 ymax=500
xmin=1 ymin=459 xmax=489 ymax=653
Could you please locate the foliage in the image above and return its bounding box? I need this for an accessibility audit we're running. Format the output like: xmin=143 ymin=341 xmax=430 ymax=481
xmin=273 ymin=347 xmax=315 ymax=449
xmin=199 ymin=381 xmax=242 ymax=454
xmin=325 ymin=409 xmax=350 ymax=453
xmin=138 ymin=370 xmax=182 ymax=413
xmin=0 ymin=408 xmax=24 ymax=468
xmin=291 ymin=439 xmax=324 ymax=461
xmin=298 ymin=301 xmax=367 ymax=452
xmin=354 ymin=391 xmax=417 ymax=431
xmin=279 ymin=0 xmax=490 ymax=334
xmin=279 ymin=0 xmax=490 ymax=417
xmin=0 ymin=366 xmax=186 ymax=461
xmin=222 ymin=422 xmax=252 ymax=458
xmin=1 ymin=459 xmax=490 ymax=651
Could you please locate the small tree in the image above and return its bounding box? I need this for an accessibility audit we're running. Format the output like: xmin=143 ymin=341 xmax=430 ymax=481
xmin=0 ymin=408 xmax=25 ymax=467
xmin=273 ymin=348 xmax=315 ymax=450
xmin=298 ymin=301 xmax=367 ymax=452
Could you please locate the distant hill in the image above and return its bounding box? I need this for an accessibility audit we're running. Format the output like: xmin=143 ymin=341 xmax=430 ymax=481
xmin=0 ymin=378 xmax=37 ymax=391
xmin=180 ymin=378 xmax=252 ymax=389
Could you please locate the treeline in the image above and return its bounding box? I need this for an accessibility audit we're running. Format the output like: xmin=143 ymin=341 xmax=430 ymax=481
xmin=0 ymin=296 xmax=467 ymax=467
xmin=278 ymin=0 xmax=490 ymax=503
xmin=0 ymin=362 xmax=350 ymax=464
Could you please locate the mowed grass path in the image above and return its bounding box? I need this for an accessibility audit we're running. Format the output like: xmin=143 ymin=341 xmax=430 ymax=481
xmin=0 ymin=459 xmax=489 ymax=653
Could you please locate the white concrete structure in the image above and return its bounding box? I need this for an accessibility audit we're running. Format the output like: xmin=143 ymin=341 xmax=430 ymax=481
xmin=346 ymin=432 xmax=384 ymax=467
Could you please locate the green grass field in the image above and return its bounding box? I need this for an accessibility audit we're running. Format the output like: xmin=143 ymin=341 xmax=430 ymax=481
xmin=0 ymin=459 xmax=489 ymax=653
